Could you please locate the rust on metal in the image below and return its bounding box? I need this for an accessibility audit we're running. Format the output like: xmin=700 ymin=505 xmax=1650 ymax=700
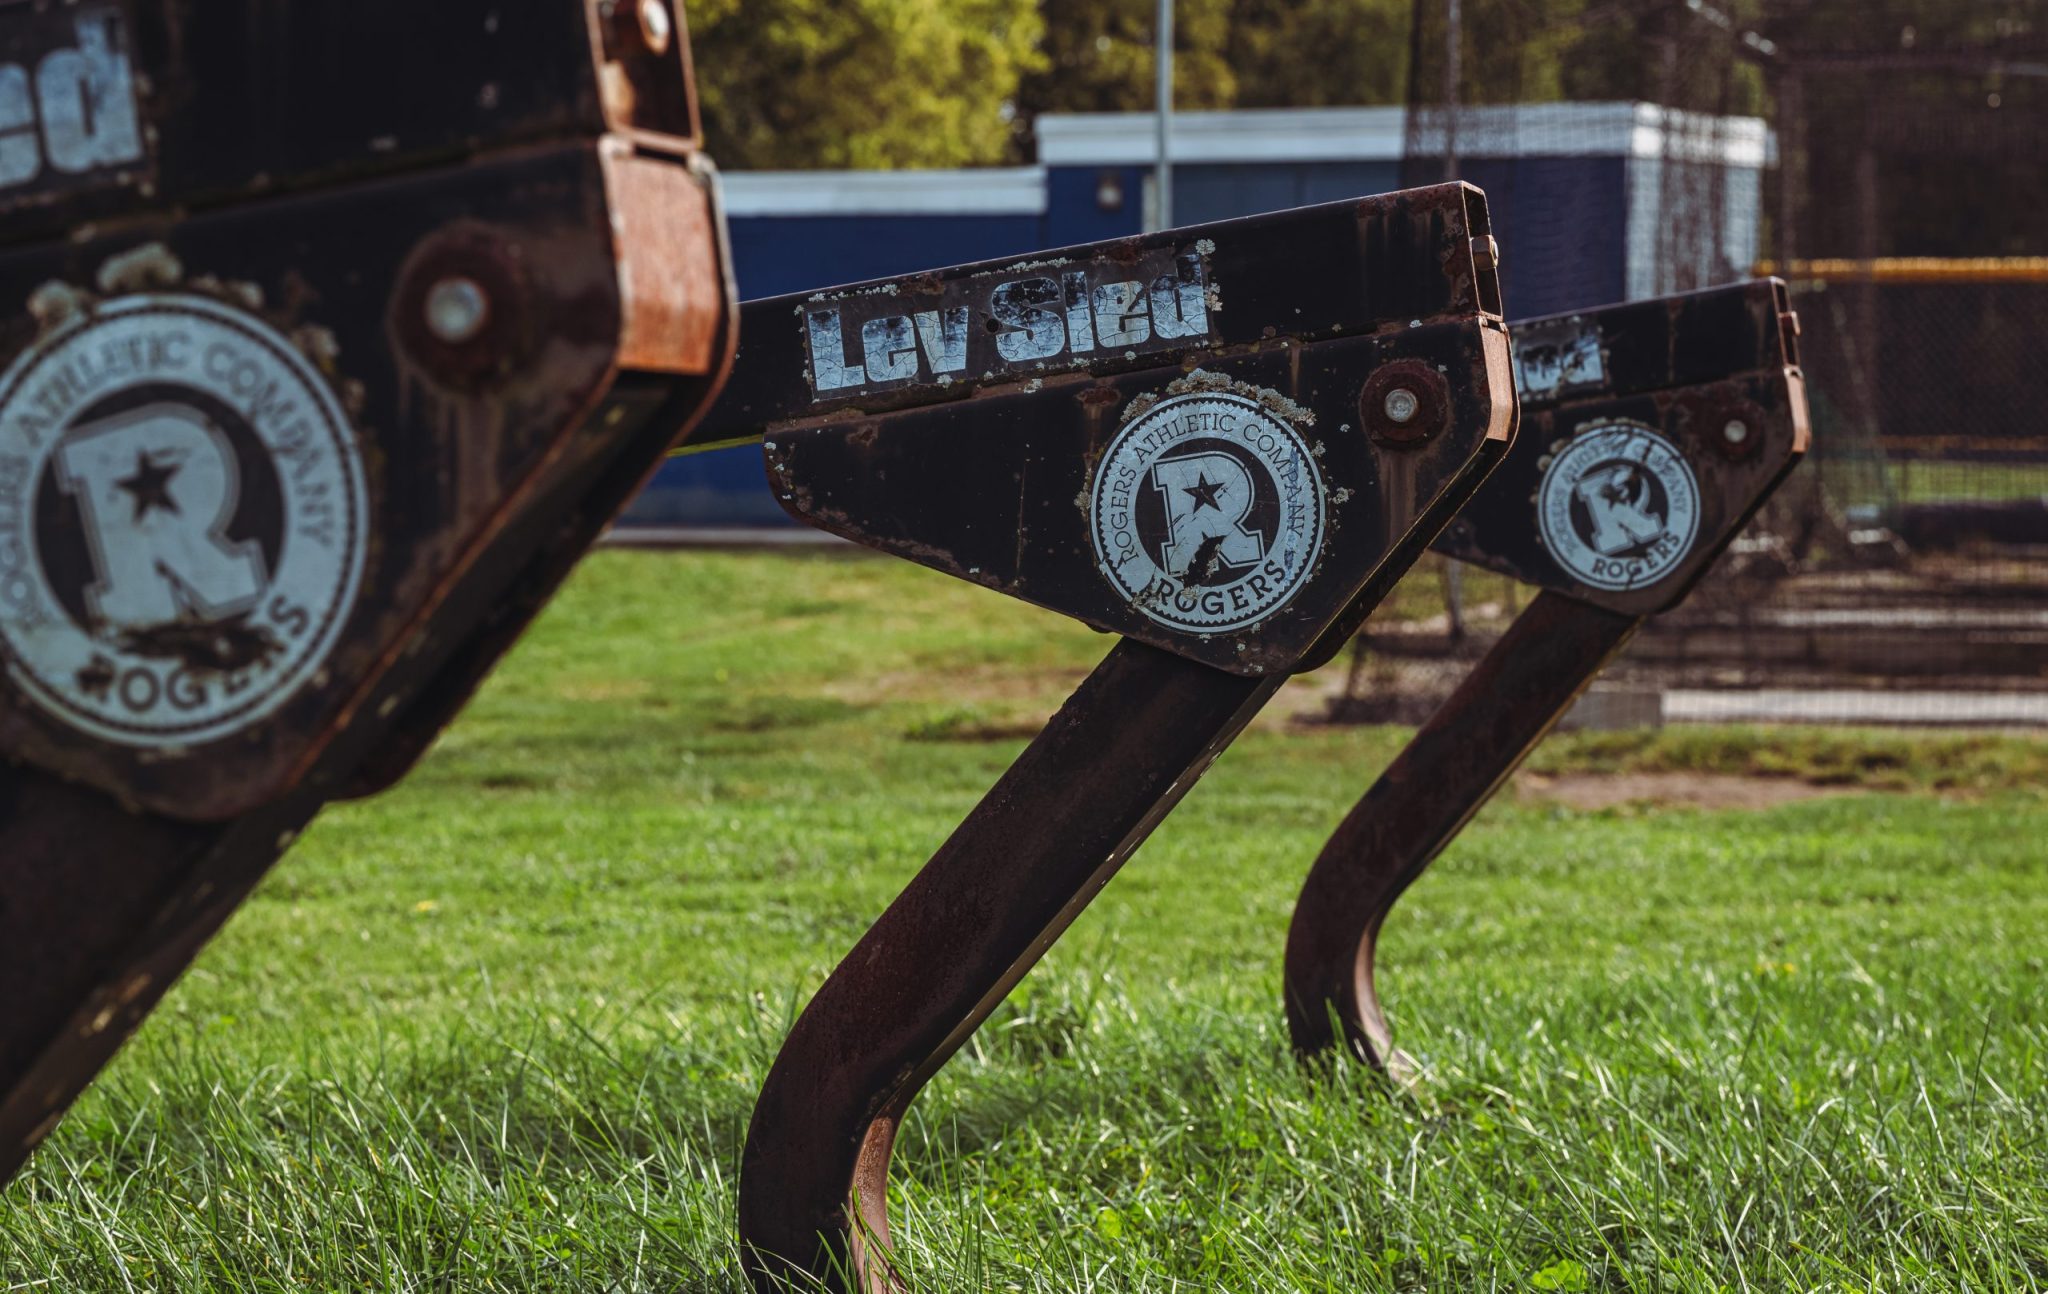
xmin=1361 ymin=357 xmax=1451 ymax=446
xmin=726 ymin=186 xmax=1517 ymax=1292
xmin=592 ymin=0 xmax=703 ymax=148
xmin=1284 ymin=591 xmax=1640 ymax=1068
xmin=0 ymin=0 xmax=735 ymax=1186
xmin=731 ymin=187 xmax=1513 ymax=678
xmin=604 ymin=144 xmax=729 ymax=376
xmin=743 ymin=643 xmax=1279 ymax=1292
xmin=1286 ymin=280 xmax=1809 ymax=1068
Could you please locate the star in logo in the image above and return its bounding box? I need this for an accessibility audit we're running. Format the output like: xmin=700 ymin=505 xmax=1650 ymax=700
xmin=1182 ymin=472 xmax=1226 ymax=513
xmin=115 ymin=450 xmax=181 ymax=523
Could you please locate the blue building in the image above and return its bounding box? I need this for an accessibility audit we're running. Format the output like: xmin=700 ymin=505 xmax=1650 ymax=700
xmin=630 ymin=104 xmax=1768 ymax=529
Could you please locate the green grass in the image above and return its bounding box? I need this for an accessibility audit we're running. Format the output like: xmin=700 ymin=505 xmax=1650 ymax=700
xmin=5 ymin=551 xmax=2047 ymax=1293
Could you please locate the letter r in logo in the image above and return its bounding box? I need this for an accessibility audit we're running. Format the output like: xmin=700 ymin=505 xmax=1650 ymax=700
xmin=1148 ymin=449 xmax=1263 ymax=578
xmin=56 ymin=403 xmax=265 ymax=628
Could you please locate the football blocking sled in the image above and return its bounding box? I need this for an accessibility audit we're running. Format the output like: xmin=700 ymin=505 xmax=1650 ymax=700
xmin=1285 ymin=281 xmax=1812 ymax=1071
xmin=698 ymin=191 xmax=1518 ymax=1290
xmin=0 ymin=5 xmax=1517 ymax=1228
xmin=0 ymin=14 xmax=1791 ymax=1294
xmin=0 ymin=1 xmax=739 ymax=1179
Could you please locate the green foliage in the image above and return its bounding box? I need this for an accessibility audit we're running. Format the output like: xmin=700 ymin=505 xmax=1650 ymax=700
xmin=1226 ymin=0 xmax=1414 ymax=109
xmin=3 ymin=550 xmax=2046 ymax=1289
xmin=687 ymin=0 xmax=1046 ymax=169
xmin=1019 ymin=0 xmax=1236 ymax=120
xmin=1412 ymin=0 xmax=1595 ymax=104
xmin=680 ymin=0 xmax=2048 ymax=200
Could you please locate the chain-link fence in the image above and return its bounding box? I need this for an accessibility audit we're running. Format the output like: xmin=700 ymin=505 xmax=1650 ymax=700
xmin=1332 ymin=0 xmax=2048 ymax=730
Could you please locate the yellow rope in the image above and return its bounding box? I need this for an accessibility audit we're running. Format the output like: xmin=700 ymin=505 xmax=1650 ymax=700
xmin=1755 ymin=258 xmax=2048 ymax=284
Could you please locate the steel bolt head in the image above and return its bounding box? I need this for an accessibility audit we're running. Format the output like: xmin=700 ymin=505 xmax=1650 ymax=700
xmin=1723 ymin=418 xmax=1750 ymax=445
xmin=1383 ymin=388 xmax=1421 ymax=425
xmin=424 ymin=277 xmax=490 ymax=344
xmin=636 ymin=0 xmax=674 ymax=55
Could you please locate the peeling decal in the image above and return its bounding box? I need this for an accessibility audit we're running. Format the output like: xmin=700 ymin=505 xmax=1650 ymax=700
xmin=804 ymin=246 xmax=1216 ymax=401
xmin=0 ymin=5 xmax=147 ymax=205
xmin=0 ymin=294 xmax=369 ymax=747
xmin=1090 ymin=391 xmax=1324 ymax=634
xmin=1513 ymin=316 xmax=1605 ymax=402
xmin=1537 ymin=420 xmax=1700 ymax=592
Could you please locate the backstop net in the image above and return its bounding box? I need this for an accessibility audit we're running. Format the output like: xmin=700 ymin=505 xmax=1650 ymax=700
xmin=1332 ymin=0 xmax=2048 ymax=731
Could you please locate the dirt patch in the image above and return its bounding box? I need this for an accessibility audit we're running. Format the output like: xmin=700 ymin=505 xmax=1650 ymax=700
xmin=1513 ymin=771 xmax=1856 ymax=812
xmin=1258 ymin=670 xmax=1362 ymax=730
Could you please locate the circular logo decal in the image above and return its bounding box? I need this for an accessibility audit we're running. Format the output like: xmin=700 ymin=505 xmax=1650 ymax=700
xmin=1538 ymin=420 xmax=1701 ymax=592
xmin=0 ymin=294 xmax=368 ymax=747
xmin=1091 ymin=392 xmax=1325 ymax=634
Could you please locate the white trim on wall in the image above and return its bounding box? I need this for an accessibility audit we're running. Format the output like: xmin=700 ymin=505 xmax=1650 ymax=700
xmin=721 ymin=167 xmax=1050 ymax=217
xmin=1039 ymin=107 xmax=1408 ymax=165
xmin=714 ymin=105 xmax=1771 ymax=222
xmin=1036 ymin=103 xmax=1771 ymax=168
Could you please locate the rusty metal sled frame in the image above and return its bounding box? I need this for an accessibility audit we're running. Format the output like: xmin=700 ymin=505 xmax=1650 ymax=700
xmin=697 ymin=189 xmax=1519 ymax=1290
xmin=1285 ymin=280 xmax=1812 ymax=1070
xmin=0 ymin=0 xmax=737 ymax=1182
xmin=0 ymin=36 xmax=1518 ymax=1291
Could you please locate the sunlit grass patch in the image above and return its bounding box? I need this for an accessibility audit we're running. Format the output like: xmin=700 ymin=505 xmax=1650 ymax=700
xmin=4 ymin=551 xmax=2044 ymax=1292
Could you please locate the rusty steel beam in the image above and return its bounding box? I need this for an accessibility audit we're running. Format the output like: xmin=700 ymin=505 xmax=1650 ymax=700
xmin=2 ymin=22 xmax=1523 ymax=1278
xmin=0 ymin=0 xmax=735 ymax=1185
xmin=1285 ymin=279 xmax=1812 ymax=1067
xmin=742 ymin=642 xmax=1277 ymax=1291
xmin=1284 ymin=592 xmax=1639 ymax=1068
xmin=721 ymin=187 xmax=1518 ymax=1290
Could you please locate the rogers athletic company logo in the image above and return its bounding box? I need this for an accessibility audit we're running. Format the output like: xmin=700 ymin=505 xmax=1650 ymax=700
xmin=1537 ymin=420 xmax=1701 ymax=592
xmin=0 ymin=294 xmax=368 ymax=748
xmin=1091 ymin=391 xmax=1325 ymax=635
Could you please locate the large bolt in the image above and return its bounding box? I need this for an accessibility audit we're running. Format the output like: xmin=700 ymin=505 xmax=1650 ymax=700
xmin=1363 ymin=363 xmax=1448 ymax=446
xmin=1723 ymin=418 xmax=1750 ymax=446
xmin=424 ymin=277 xmax=490 ymax=344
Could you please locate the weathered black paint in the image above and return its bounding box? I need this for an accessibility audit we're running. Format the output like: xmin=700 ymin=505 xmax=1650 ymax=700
xmin=692 ymin=184 xmax=1503 ymax=448
xmin=0 ymin=0 xmax=703 ymax=246
xmin=0 ymin=0 xmax=733 ymax=1188
xmin=733 ymin=186 xmax=1514 ymax=676
xmin=1287 ymin=279 xmax=1810 ymax=1067
xmin=1432 ymin=278 xmax=1808 ymax=616
xmin=730 ymin=187 xmax=1518 ymax=1292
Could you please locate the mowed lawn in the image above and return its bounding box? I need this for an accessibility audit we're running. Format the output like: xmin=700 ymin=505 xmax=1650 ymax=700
xmin=5 ymin=550 xmax=2048 ymax=1293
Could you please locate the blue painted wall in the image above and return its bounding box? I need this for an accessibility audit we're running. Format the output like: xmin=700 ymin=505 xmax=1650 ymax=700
xmin=1176 ymin=161 xmax=1406 ymax=226
xmin=1046 ymin=165 xmax=1151 ymax=247
xmin=727 ymin=212 xmax=1053 ymax=298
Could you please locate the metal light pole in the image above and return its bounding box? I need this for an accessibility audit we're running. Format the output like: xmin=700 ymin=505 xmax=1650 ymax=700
xmin=1155 ymin=0 xmax=1174 ymax=231
xmin=1444 ymin=0 xmax=1462 ymax=181
xmin=1441 ymin=0 xmax=1466 ymax=636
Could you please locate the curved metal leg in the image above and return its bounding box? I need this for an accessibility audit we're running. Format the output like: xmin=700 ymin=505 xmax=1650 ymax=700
xmin=739 ymin=639 xmax=1279 ymax=1292
xmin=1283 ymin=592 xmax=1640 ymax=1066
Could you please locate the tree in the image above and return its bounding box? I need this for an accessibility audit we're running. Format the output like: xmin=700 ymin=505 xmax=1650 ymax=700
xmin=686 ymin=0 xmax=1046 ymax=170
xmin=1015 ymin=0 xmax=1239 ymax=131
xmin=1228 ymin=0 xmax=1415 ymax=109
